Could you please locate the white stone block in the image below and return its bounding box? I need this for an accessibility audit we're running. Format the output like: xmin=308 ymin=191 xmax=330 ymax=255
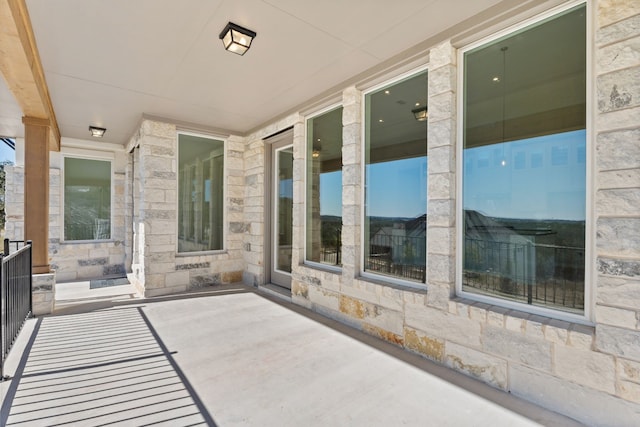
xmin=405 ymin=304 xmax=481 ymax=347
xmin=429 ymin=40 xmax=456 ymax=69
xmin=509 ymin=364 xmax=640 ymax=426
xmin=597 ymin=189 xmax=640 ymax=217
xmin=596 ymin=324 xmax=640 ymax=360
xmin=598 ymin=0 xmax=640 ymax=28
xmin=597 ymin=275 xmax=640 ymax=310
xmin=554 ymin=345 xmax=616 ymax=394
xmin=483 ymin=325 xmax=552 ymax=371
xmin=568 ymin=324 xmax=595 ymax=350
xmin=596 ymin=304 xmax=638 ymax=329
xmin=596 ymin=37 xmax=640 ymax=74
xmin=445 ymin=341 xmax=508 ymax=390
xmin=544 ymin=319 xmax=570 ymax=345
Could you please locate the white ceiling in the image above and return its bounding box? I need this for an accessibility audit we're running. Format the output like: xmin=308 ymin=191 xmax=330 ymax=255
xmin=2 ymin=0 xmax=508 ymax=144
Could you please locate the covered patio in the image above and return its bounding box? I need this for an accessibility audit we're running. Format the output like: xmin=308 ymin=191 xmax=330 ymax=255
xmin=1 ymin=286 xmax=580 ymax=426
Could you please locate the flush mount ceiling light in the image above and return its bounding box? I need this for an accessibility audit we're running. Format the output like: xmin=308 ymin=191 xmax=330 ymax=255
xmin=89 ymin=126 xmax=106 ymax=138
xmin=219 ymin=22 xmax=256 ymax=56
xmin=412 ymin=107 xmax=428 ymax=121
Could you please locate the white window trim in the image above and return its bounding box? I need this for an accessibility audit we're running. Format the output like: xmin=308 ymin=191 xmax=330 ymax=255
xmin=360 ymin=64 xmax=429 ymax=290
xmin=455 ymin=0 xmax=593 ymax=325
xmin=303 ymin=102 xmax=344 ymax=272
xmin=176 ymin=131 xmax=227 ymax=255
xmin=61 ymin=152 xmax=114 ymax=243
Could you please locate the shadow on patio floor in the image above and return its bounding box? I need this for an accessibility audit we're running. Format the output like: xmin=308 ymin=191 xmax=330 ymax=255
xmin=2 ymin=284 xmax=584 ymax=427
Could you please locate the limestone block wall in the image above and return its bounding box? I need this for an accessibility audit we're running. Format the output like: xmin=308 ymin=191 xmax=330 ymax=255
xmin=47 ymin=148 xmax=128 ymax=282
xmin=4 ymin=165 xmax=24 ymax=242
xmin=275 ymin=7 xmax=640 ymax=423
xmin=593 ymin=0 xmax=640 ymax=407
xmin=5 ymin=146 xmax=128 ymax=282
xmin=242 ymin=113 xmax=304 ymax=287
xmin=127 ymin=119 xmax=245 ymax=297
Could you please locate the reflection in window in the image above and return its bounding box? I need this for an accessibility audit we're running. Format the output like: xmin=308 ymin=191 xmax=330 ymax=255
xmin=364 ymin=71 xmax=428 ymax=282
xmin=277 ymin=147 xmax=294 ymax=273
xmin=64 ymin=157 xmax=111 ymax=241
xmin=306 ymin=107 xmax=343 ymax=266
xmin=178 ymin=134 xmax=224 ymax=252
xmin=462 ymin=5 xmax=586 ymax=314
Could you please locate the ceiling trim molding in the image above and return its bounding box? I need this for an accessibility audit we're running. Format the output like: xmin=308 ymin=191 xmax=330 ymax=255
xmin=0 ymin=0 xmax=60 ymax=151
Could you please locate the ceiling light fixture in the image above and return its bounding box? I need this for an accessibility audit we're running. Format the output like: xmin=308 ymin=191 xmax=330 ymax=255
xmin=219 ymin=22 xmax=256 ymax=56
xmin=412 ymin=107 xmax=428 ymax=121
xmin=89 ymin=126 xmax=106 ymax=138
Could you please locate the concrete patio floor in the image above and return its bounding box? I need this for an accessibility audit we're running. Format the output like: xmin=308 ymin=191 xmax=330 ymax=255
xmin=1 ymin=284 xmax=585 ymax=426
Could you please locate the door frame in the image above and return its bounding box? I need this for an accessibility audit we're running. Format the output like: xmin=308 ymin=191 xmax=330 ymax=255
xmin=264 ymin=128 xmax=294 ymax=289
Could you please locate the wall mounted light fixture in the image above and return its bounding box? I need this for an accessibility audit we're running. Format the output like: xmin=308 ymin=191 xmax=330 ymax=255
xmin=412 ymin=107 xmax=428 ymax=121
xmin=219 ymin=22 xmax=256 ymax=56
xmin=89 ymin=126 xmax=106 ymax=138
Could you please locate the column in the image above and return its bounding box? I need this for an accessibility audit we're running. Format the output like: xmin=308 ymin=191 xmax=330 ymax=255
xmin=22 ymin=116 xmax=50 ymax=274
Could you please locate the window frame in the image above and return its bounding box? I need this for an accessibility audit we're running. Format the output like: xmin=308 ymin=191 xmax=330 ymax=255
xmin=455 ymin=0 xmax=593 ymax=324
xmin=176 ymin=130 xmax=227 ymax=255
xmin=360 ymin=64 xmax=429 ymax=289
xmin=61 ymin=150 xmax=114 ymax=243
xmin=303 ymin=103 xmax=344 ymax=273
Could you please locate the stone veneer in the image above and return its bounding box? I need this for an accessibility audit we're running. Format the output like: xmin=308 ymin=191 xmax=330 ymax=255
xmin=5 ymin=148 xmax=128 ymax=282
xmin=248 ymin=3 xmax=640 ymax=425
xmin=125 ymin=120 xmax=244 ymax=297
xmin=2 ymin=0 xmax=638 ymax=424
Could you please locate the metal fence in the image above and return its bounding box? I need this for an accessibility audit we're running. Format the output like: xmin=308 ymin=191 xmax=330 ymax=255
xmin=463 ymin=237 xmax=584 ymax=310
xmin=366 ymin=233 xmax=426 ymax=282
xmin=1 ymin=240 xmax=33 ymax=380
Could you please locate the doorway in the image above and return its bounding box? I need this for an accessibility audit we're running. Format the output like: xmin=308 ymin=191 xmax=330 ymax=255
xmin=266 ymin=130 xmax=293 ymax=289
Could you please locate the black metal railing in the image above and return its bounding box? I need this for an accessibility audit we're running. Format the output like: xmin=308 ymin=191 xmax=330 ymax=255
xmin=366 ymin=233 xmax=426 ymax=282
xmin=1 ymin=239 xmax=33 ymax=380
xmin=463 ymin=237 xmax=584 ymax=310
xmin=319 ymin=226 xmax=342 ymax=266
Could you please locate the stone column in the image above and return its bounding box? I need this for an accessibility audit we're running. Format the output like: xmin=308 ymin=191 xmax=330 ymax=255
xmin=22 ymin=116 xmax=50 ymax=274
xmin=291 ymin=120 xmax=306 ymax=268
xmin=426 ymin=41 xmax=457 ymax=310
xmin=593 ymin=0 xmax=640 ymax=402
xmin=341 ymin=86 xmax=362 ymax=284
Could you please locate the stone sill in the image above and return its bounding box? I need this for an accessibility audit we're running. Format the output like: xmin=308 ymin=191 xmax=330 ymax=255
xmin=355 ymin=274 xmax=428 ymax=296
xmin=450 ymin=296 xmax=596 ymax=347
xmin=175 ymin=250 xmax=228 ymax=258
xmin=59 ymin=240 xmax=117 ymax=246
xmin=298 ymin=262 xmax=342 ymax=276
xmin=454 ymin=291 xmax=593 ymax=327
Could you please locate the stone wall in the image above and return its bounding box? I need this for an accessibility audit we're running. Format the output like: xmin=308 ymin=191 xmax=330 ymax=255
xmin=242 ymin=113 xmax=304 ymax=287
xmin=126 ymin=119 xmax=245 ymax=297
xmin=4 ymin=148 xmax=128 ymax=282
xmin=47 ymin=149 xmax=128 ymax=282
xmin=593 ymin=0 xmax=640 ymax=408
xmin=275 ymin=4 xmax=640 ymax=424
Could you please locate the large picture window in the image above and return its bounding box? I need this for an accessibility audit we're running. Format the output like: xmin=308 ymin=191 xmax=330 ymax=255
xmin=306 ymin=107 xmax=343 ymax=267
xmin=64 ymin=157 xmax=111 ymax=241
xmin=461 ymin=4 xmax=586 ymax=314
xmin=364 ymin=70 xmax=428 ymax=283
xmin=178 ymin=134 xmax=224 ymax=252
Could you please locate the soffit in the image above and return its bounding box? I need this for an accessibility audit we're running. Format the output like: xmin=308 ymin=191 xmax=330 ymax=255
xmin=20 ymin=0 xmax=513 ymax=145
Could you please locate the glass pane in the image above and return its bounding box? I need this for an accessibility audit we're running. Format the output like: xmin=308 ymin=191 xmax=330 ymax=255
xmin=178 ymin=134 xmax=224 ymax=252
xmin=364 ymin=71 xmax=428 ymax=282
xmin=64 ymin=157 xmax=111 ymax=241
xmin=276 ymin=147 xmax=294 ymax=273
xmin=462 ymin=5 xmax=586 ymax=314
xmin=306 ymin=107 xmax=343 ymax=266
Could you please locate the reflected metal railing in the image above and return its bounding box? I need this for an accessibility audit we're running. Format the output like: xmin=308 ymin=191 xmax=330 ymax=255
xmin=463 ymin=237 xmax=585 ymax=310
xmin=365 ymin=233 xmax=426 ymax=282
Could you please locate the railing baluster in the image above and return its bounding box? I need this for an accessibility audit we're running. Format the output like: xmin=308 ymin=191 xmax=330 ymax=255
xmin=1 ymin=240 xmax=33 ymax=381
